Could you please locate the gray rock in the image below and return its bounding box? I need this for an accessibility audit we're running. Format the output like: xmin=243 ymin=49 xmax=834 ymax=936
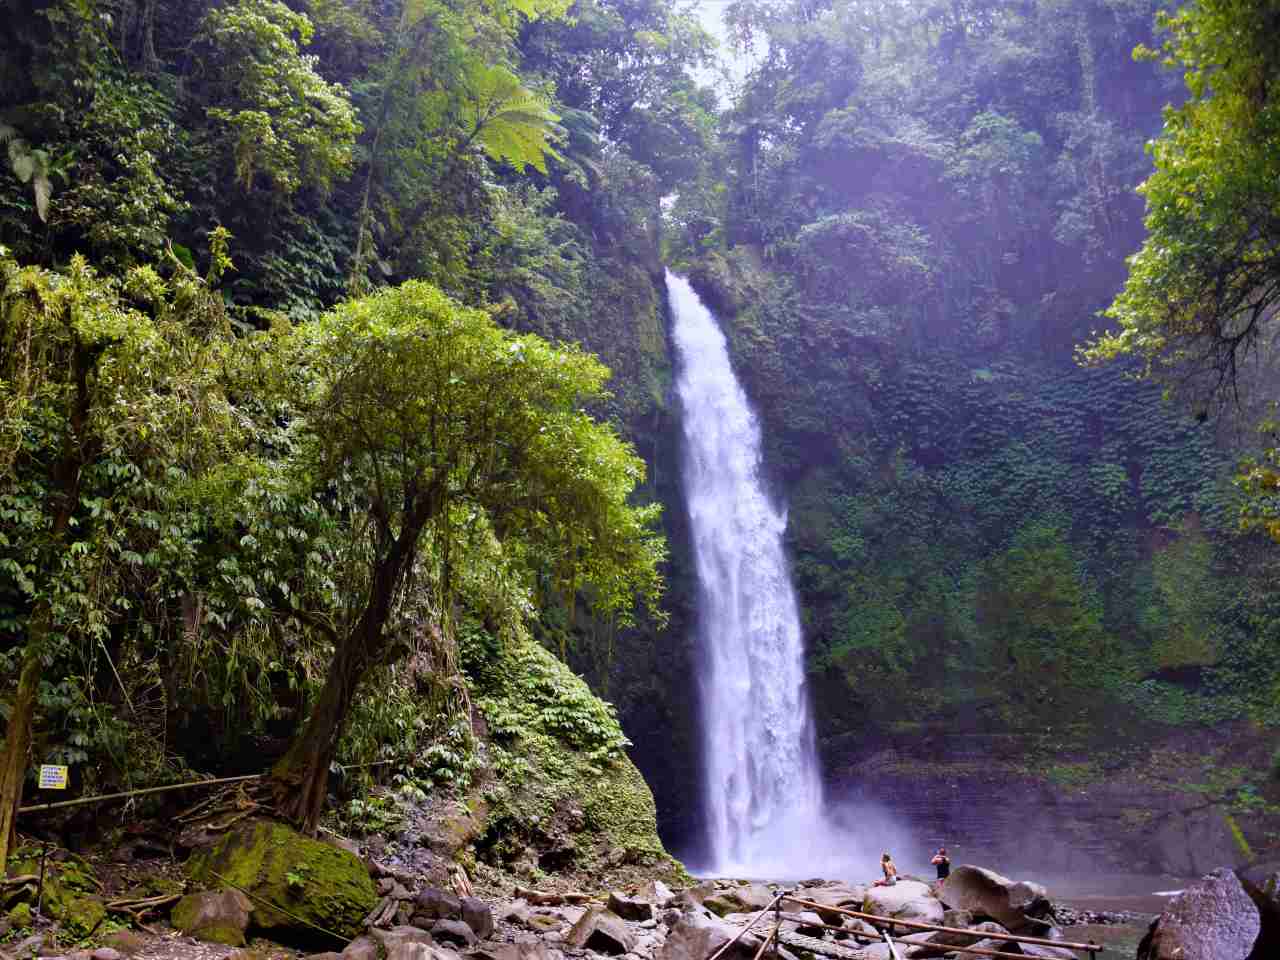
xmin=343 ymin=936 xmax=380 ymax=960
xmin=1016 ymin=943 xmax=1080 ymax=959
xmin=169 ymin=889 xmax=253 ymax=947
xmin=461 ymin=897 xmax=493 ymax=940
xmin=306 ymin=952 xmax=345 ymax=960
xmin=1152 ymin=806 xmax=1248 ymax=877
xmin=468 ymin=943 xmax=560 ymax=960
xmin=657 ymin=911 xmax=763 ymax=960
xmin=432 ymin=919 xmax=480 ymax=948
xmin=1236 ymin=860 xmax=1280 ymax=960
xmin=391 ymin=883 xmax=416 ymax=901
xmin=387 ymin=944 xmax=462 ymax=960
xmin=372 ymin=925 xmax=436 ymax=955
xmin=637 ymin=880 xmax=675 ymax=905
xmin=566 ymin=907 xmax=638 ymax=955
xmin=91 ymin=950 xmax=124 ymax=960
xmin=10 ymin=936 xmax=46 ymax=960
xmin=863 ymin=880 xmax=944 ymax=925
xmin=608 ymin=892 xmax=656 ymax=923
xmin=938 ymin=866 xmax=1050 ymax=932
xmin=1138 ymin=868 xmax=1260 ymax=960
xmin=418 ymin=889 xmax=463 ymax=920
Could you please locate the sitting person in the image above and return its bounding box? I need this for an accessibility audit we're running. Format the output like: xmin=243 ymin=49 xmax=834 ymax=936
xmin=873 ymin=852 xmax=898 ymax=886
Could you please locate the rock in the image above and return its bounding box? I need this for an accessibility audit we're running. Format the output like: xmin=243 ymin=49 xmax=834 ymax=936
xmin=460 ymin=897 xmax=493 ymax=940
xmin=609 ymin=892 xmax=656 ymax=923
xmin=98 ymin=932 xmax=146 ymax=957
xmin=379 ymin=879 xmax=397 ymax=897
xmin=307 ymin=952 xmax=346 ymax=960
xmin=90 ymin=949 xmax=123 ymax=960
xmin=469 ymin=943 xmax=559 ymax=960
xmin=418 ymin=889 xmax=463 ymax=920
xmin=501 ymin=901 xmax=531 ymax=924
xmin=637 ymin=881 xmax=675 ymax=904
xmin=1151 ymin=806 xmax=1248 ymax=877
xmin=387 ymin=944 xmax=462 ymax=960
xmin=327 ymin=836 xmax=362 ymax=859
xmin=566 ymin=907 xmax=638 ymax=955
xmin=863 ymin=880 xmax=944 ymax=925
xmin=793 ymin=885 xmax=867 ymax=926
xmin=391 ymin=884 xmax=415 ymax=902
xmin=939 ymin=866 xmax=1050 ymax=932
xmin=372 ymin=925 xmax=437 ymax=954
xmin=658 ymin=910 xmax=763 ymax=960
xmin=188 ymin=819 xmax=377 ymax=942
xmin=940 ymin=909 xmax=973 ymax=929
xmin=1138 ymin=868 xmax=1260 ymax=960
xmin=7 ymin=904 xmax=32 ymax=931
xmin=1235 ymin=860 xmax=1280 ymax=960
xmin=9 ymin=935 xmax=45 ymax=960
xmin=170 ymin=889 xmax=254 ymax=947
xmin=722 ymin=885 xmax=776 ymax=912
xmin=342 ymin=937 xmax=380 ymax=960
xmin=432 ymin=919 xmax=479 ymax=948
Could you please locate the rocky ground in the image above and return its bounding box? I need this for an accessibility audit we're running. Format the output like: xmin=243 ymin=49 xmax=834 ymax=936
xmin=4 ymin=807 xmax=1279 ymax=960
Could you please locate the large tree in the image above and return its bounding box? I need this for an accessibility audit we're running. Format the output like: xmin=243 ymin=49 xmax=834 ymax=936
xmin=1082 ymin=0 xmax=1280 ymax=409
xmin=268 ymin=280 xmax=665 ymax=831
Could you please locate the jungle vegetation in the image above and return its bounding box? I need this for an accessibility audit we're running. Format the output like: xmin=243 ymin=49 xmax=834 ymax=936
xmin=4 ymin=0 xmax=1280 ymax=865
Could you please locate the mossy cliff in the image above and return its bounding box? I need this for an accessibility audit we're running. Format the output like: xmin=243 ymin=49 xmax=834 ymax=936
xmin=465 ymin=630 xmax=682 ymax=884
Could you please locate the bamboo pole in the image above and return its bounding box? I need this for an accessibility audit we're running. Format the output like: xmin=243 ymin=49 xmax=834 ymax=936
xmin=706 ymin=893 xmax=784 ymax=960
xmin=783 ymin=896 xmax=1099 ymax=954
xmin=780 ymin=918 xmax=1085 ymax=960
xmin=16 ymin=774 xmax=263 ymax=814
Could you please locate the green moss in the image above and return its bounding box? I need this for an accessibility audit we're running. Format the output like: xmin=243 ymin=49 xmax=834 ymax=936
xmin=189 ymin=820 xmax=376 ymax=940
xmin=61 ymin=896 xmax=106 ymax=937
xmin=1225 ymin=812 xmax=1255 ymax=860
xmin=8 ymin=901 xmax=33 ymax=929
xmin=171 ymin=894 xmax=247 ymax=946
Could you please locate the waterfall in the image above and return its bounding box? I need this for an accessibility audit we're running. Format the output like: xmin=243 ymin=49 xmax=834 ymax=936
xmin=667 ymin=271 xmax=826 ymax=877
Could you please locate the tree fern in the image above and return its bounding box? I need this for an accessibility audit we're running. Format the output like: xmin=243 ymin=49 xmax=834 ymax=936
xmin=463 ymin=65 xmax=562 ymax=175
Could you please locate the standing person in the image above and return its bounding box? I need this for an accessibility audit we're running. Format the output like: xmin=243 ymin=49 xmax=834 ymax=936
xmin=873 ymin=852 xmax=898 ymax=886
xmin=931 ymin=847 xmax=951 ymax=880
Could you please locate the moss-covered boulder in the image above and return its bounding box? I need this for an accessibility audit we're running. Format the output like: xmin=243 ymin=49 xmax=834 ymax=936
xmin=188 ymin=819 xmax=376 ymax=941
xmin=8 ymin=901 xmax=33 ymax=929
xmin=171 ymin=889 xmax=253 ymax=946
xmin=7 ymin=848 xmax=105 ymax=936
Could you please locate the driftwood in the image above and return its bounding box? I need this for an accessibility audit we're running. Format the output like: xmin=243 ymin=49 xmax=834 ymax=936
xmin=0 ymin=874 xmax=39 ymax=887
xmin=363 ymin=895 xmax=398 ymax=928
xmin=511 ymin=886 xmax=593 ymax=907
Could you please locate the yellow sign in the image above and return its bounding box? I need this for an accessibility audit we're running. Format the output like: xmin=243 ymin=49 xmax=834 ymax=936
xmin=38 ymin=765 xmax=68 ymax=790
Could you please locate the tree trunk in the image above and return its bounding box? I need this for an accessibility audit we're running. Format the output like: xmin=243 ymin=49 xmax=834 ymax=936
xmin=270 ymin=634 xmax=369 ymax=833
xmin=0 ymin=642 xmax=43 ymax=871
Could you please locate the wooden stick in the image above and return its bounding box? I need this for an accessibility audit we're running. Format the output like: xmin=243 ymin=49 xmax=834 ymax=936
xmin=706 ymin=893 xmax=783 ymax=960
xmin=783 ymin=897 xmax=1098 ymax=953
xmin=105 ymin=893 xmax=182 ymax=912
xmin=749 ymin=927 xmax=776 ymax=960
xmin=0 ymin=874 xmax=39 ymax=887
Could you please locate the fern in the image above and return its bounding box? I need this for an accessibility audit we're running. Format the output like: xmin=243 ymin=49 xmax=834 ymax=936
xmin=463 ymin=65 xmax=562 ymax=175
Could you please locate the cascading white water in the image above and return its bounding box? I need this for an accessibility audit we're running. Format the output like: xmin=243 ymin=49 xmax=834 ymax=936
xmin=667 ymin=271 xmax=827 ymax=877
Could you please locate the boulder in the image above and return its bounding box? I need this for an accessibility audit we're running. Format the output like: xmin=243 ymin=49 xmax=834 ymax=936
xmin=1016 ymin=944 xmax=1079 ymax=959
xmin=1236 ymin=860 xmax=1280 ymax=960
xmin=418 ymin=889 xmax=463 ymax=920
xmin=342 ymin=937 xmax=380 ymax=960
xmin=188 ymin=819 xmax=377 ymax=941
xmin=170 ymin=889 xmax=253 ymax=946
xmin=721 ymin=885 xmax=776 ymax=912
xmin=432 ymin=919 xmax=479 ymax=948
xmin=863 ymin=880 xmax=944 ymax=925
xmin=938 ymin=866 xmax=1050 ymax=932
xmin=566 ymin=907 xmax=636 ymax=955
xmin=637 ymin=880 xmax=675 ymax=905
xmin=469 ymin=943 xmax=560 ymax=960
xmin=387 ymin=944 xmax=462 ymax=960
xmin=461 ymin=898 xmax=493 ymax=940
xmin=372 ymin=925 xmax=436 ymax=955
xmin=658 ymin=910 xmax=763 ymax=960
xmin=1137 ymin=868 xmax=1260 ymax=960
xmin=609 ymin=892 xmax=656 ymax=923
xmin=794 ymin=885 xmax=867 ymax=926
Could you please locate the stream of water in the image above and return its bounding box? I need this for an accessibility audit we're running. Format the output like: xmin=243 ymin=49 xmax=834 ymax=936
xmin=667 ymin=271 xmax=828 ymax=877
